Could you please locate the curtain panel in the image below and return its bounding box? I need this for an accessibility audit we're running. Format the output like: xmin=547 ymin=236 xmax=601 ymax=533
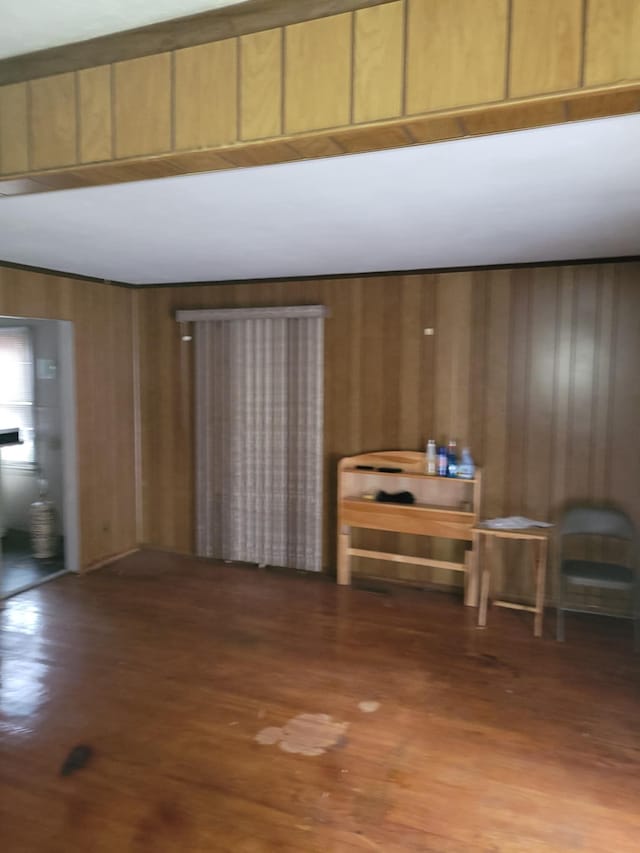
xmin=186 ymin=306 xmax=325 ymax=572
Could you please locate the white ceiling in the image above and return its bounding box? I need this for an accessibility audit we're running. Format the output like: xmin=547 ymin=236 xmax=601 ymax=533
xmin=0 ymin=115 xmax=639 ymax=285
xmin=0 ymin=0 xmax=245 ymax=59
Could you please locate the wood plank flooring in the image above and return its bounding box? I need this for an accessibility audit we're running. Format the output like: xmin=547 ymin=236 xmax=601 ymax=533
xmin=1 ymin=550 xmax=639 ymax=852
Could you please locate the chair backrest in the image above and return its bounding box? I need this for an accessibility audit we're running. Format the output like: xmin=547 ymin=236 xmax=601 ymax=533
xmin=559 ymin=506 xmax=636 ymax=542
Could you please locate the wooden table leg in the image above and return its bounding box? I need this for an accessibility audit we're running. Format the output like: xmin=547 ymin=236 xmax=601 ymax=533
xmin=337 ymin=525 xmax=351 ymax=585
xmin=478 ymin=535 xmax=492 ymax=627
xmin=465 ymin=531 xmax=480 ymax=607
xmin=534 ymin=537 xmax=548 ymax=638
xmin=463 ymin=549 xmax=471 ymax=606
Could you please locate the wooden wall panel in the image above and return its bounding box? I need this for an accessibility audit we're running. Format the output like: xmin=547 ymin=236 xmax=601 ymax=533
xmin=78 ymin=65 xmax=113 ymax=163
xmin=430 ymin=273 xmax=474 ymax=584
xmin=138 ymin=261 xmax=640 ymax=602
xmin=359 ymin=278 xmax=391 ymax=451
xmin=504 ymin=272 xmax=530 ymax=516
xmin=549 ymin=266 xmax=574 ymax=517
xmin=323 ymin=277 xmax=363 ymax=456
xmin=138 ymin=285 xmax=195 ymax=551
xmin=0 ymin=82 xmax=28 ymax=174
xmin=509 ymin=0 xmax=583 ymax=97
xmin=523 ymin=268 xmax=558 ymax=522
xmin=434 ymin=273 xmax=473 ymax=448
xmin=0 ymin=268 xmax=137 ymax=569
xmin=406 ymin=0 xmax=508 ymax=114
xmin=354 ymin=1 xmax=404 ymax=123
xmin=472 ymin=270 xmax=510 ymax=593
xmin=589 ymin=268 xmax=616 ymax=502
xmin=29 ymin=73 xmax=77 ymax=169
xmin=609 ymin=265 xmax=640 ymax=523
xmin=114 ymin=53 xmax=172 ymax=158
xmin=72 ymin=282 xmax=137 ymax=566
xmin=284 ymin=13 xmax=352 ymax=133
xmin=396 ymin=275 xmax=428 ymax=448
xmin=585 ymin=0 xmax=640 ymax=86
xmin=175 ymin=39 xmax=238 ymax=150
xmin=240 ymin=29 xmax=282 ymax=140
xmin=566 ymin=268 xmax=599 ymax=502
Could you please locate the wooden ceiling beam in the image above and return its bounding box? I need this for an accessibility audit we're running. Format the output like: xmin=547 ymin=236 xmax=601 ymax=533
xmin=0 ymin=0 xmax=396 ymax=85
xmin=2 ymin=83 xmax=638 ymax=199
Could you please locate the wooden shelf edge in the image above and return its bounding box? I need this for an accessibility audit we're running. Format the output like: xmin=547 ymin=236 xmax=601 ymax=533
xmin=342 ymin=497 xmax=473 ymax=516
xmin=343 ymin=467 xmax=478 ymax=483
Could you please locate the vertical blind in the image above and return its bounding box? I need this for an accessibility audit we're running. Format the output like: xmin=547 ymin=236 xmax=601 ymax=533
xmin=0 ymin=326 xmax=35 ymax=464
xmin=187 ymin=306 xmax=325 ymax=572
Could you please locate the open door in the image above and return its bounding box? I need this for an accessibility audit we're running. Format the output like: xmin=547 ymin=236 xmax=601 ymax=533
xmin=0 ymin=317 xmax=79 ymax=600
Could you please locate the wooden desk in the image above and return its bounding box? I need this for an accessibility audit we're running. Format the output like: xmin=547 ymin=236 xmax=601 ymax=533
xmin=337 ymin=451 xmax=482 ymax=605
xmin=473 ymin=525 xmax=553 ymax=637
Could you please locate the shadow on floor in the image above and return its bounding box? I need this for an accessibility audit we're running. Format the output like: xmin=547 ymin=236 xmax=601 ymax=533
xmin=1 ymin=529 xmax=64 ymax=596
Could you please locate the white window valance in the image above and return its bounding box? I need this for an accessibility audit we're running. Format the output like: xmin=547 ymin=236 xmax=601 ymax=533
xmin=176 ymin=305 xmax=328 ymax=323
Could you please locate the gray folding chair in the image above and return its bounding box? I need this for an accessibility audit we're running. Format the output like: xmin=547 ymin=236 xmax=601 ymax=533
xmin=556 ymin=506 xmax=638 ymax=650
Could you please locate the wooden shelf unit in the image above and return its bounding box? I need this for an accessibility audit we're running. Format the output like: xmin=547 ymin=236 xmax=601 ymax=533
xmin=337 ymin=451 xmax=482 ymax=605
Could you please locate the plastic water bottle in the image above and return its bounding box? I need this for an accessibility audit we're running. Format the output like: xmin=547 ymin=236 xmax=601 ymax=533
xmin=458 ymin=448 xmax=475 ymax=479
xmin=437 ymin=446 xmax=448 ymax=476
xmin=426 ymin=439 xmax=437 ymax=475
xmin=447 ymin=439 xmax=458 ymax=478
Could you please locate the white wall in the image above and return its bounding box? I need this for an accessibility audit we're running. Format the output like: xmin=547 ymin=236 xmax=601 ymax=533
xmin=1 ymin=467 xmax=37 ymax=532
xmin=0 ymin=318 xmax=63 ymax=534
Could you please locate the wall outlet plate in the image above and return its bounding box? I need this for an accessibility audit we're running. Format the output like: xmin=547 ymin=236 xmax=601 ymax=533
xmin=37 ymin=358 xmax=57 ymax=380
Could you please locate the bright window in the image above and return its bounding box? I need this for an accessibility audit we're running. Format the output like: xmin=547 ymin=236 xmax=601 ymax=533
xmin=0 ymin=327 xmax=35 ymax=465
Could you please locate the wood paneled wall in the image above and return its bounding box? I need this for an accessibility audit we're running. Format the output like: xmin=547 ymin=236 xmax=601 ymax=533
xmin=137 ymin=261 xmax=640 ymax=599
xmin=3 ymin=258 xmax=637 ymax=601
xmin=1 ymin=0 xmax=640 ymax=194
xmin=0 ymin=268 xmax=137 ymax=569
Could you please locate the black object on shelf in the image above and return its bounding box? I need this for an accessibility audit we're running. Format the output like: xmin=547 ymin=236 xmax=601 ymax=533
xmin=0 ymin=428 xmax=21 ymax=447
xmin=355 ymin=465 xmax=375 ymax=470
xmin=377 ymin=466 xmax=403 ymax=473
xmin=375 ymin=490 xmax=415 ymax=505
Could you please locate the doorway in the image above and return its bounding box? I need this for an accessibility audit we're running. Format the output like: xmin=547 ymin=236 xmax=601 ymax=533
xmin=0 ymin=317 xmax=79 ymax=599
xmin=181 ymin=305 xmax=326 ymax=573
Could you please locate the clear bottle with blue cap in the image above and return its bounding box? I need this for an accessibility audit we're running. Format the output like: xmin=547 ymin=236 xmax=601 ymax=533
xmin=457 ymin=448 xmax=475 ymax=479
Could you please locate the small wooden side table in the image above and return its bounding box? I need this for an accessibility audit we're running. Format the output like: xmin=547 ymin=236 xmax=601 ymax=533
xmin=472 ymin=525 xmax=553 ymax=638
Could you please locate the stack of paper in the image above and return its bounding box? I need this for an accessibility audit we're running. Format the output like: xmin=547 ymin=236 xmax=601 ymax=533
xmin=479 ymin=516 xmax=553 ymax=529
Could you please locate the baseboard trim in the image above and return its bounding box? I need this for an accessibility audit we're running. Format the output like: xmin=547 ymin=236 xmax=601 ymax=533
xmin=82 ymin=547 xmax=141 ymax=573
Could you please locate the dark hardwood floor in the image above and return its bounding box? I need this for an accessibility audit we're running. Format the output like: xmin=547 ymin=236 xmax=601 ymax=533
xmin=0 ymin=550 xmax=638 ymax=852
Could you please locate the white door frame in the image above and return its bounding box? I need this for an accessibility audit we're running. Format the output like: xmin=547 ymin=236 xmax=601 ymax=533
xmin=58 ymin=319 xmax=80 ymax=574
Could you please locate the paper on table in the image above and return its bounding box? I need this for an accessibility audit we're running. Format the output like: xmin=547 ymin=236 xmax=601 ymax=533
xmin=479 ymin=516 xmax=553 ymax=530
